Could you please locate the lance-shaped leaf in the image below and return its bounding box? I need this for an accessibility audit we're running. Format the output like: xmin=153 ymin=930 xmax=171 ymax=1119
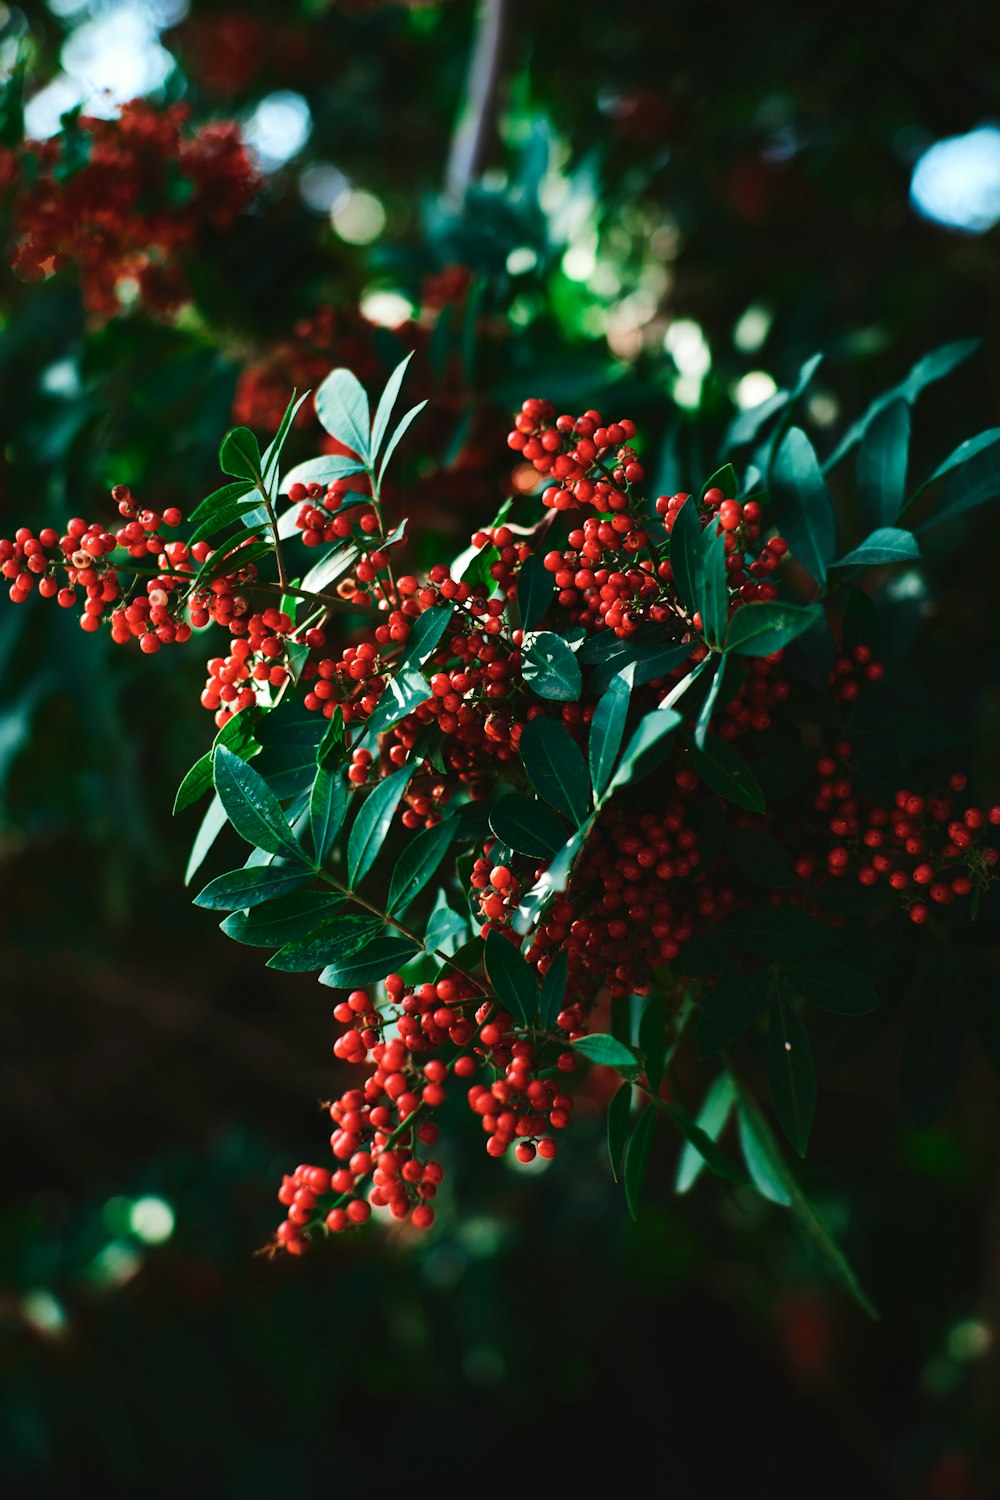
xmin=675 ymin=1073 xmax=737 ymax=1193
xmin=279 ymin=454 xmax=367 ymax=494
xmin=488 ymin=793 xmax=567 ymax=860
xmin=378 ymin=401 xmax=427 ymax=483
xmin=174 ymin=708 xmax=259 ymax=816
xmin=484 ymin=928 xmax=538 ymax=1025
xmin=310 ymin=764 xmax=348 ymax=867
xmin=219 ymin=426 xmax=263 ymax=482
xmin=700 ymin=462 xmax=738 ymax=500
xmin=221 ymin=892 xmax=344 ymax=948
xmin=572 ymin=1033 xmax=644 ymax=1073
xmin=772 ymin=426 xmax=836 ymax=584
xmin=397 ymin=605 xmax=454 ymax=670
xmin=668 ymin=496 xmax=702 ymax=614
xmin=194 ymin=864 xmax=315 ymax=911
xmin=606 ymin=708 xmax=681 ymax=795
xmin=387 ymin=818 xmax=455 ymax=917
xmin=724 ymin=601 xmax=823 ymax=657
xmin=268 ymin=913 xmax=383 ymax=972
xmin=697 ymin=961 xmax=771 ymax=1057
xmin=318 ymin=933 xmax=421 ymax=989
xmin=185 ymin=792 xmax=228 ymax=885
xmin=686 ymin=731 xmax=765 ymax=813
xmin=370 ymin=352 xmax=413 ymax=462
xmin=607 ymin=1082 xmax=633 ymax=1182
xmin=347 ymin=766 xmax=413 ymax=886
xmin=624 ymin=1106 xmax=657 ymax=1219
xmin=857 ymin=399 xmax=909 ymax=529
xmin=833 ymin=527 xmax=920 ymax=569
xmin=521 ymin=716 xmax=591 ymax=825
xmin=356 ymin=668 xmax=431 ymax=745
xmin=662 ymin=1102 xmax=746 ymax=1186
xmin=918 ymin=436 xmax=1000 ymax=530
xmin=516 ymin=553 xmax=555 ymax=631
xmin=693 ymin=656 xmax=727 ymax=751
xmin=698 ymin=527 xmax=729 ymax=645
xmin=587 ymin=638 xmax=691 ymax=695
xmin=261 ymin=390 xmax=311 ymax=486
xmin=588 ymin=665 xmax=634 ymax=799
xmin=767 ymin=994 xmax=816 ymax=1156
xmin=189 ymin=480 xmax=258 ymax=526
xmin=539 ymin=949 xmax=568 ymax=1031
xmin=912 ymin=426 xmax=1000 ymax=499
xmin=315 ymin=367 xmax=370 ymax=460
xmin=214 ymin=747 xmax=308 ymax=863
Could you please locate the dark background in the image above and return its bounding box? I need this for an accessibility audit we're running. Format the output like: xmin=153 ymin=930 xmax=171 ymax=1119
xmin=1 ymin=2 xmax=999 ymax=1494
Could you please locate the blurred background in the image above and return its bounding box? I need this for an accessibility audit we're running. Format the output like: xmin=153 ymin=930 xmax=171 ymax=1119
xmin=1 ymin=1 xmax=1000 ymax=1493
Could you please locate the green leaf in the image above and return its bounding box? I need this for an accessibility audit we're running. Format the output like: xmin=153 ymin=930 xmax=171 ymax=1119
xmin=370 ymin=352 xmax=414 ymax=462
xmin=587 ymin=638 xmax=692 ymax=695
xmin=516 ymin=553 xmax=555 ymax=631
xmin=310 ymin=765 xmax=348 ymax=867
xmin=693 ymin=656 xmax=727 ymax=750
xmin=588 ymin=666 xmax=634 ymax=799
xmin=317 ymin=708 xmax=345 ymax=767
xmin=767 ymin=995 xmax=816 ymax=1156
xmin=662 ymin=1102 xmax=747 ymax=1186
xmin=261 ymin=390 xmax=311 ymax=486
xmin=607 ymin=1082 xmax=633 ymax=1182
xmin=697 ymin=963 xmax=771 ymax=1056
xmin=782 ymin=959 xmax=879 ymax=1015
xmin=675 ymin=1073 xmax=737 ymax=1193
xmin=539 ymin=949 xmax=568 ymax=1031
xmin=194 ymin=865 xmax=315 ymax=911
xmin=219 ymin=426 xmax=263 ymax=482
xmin=522 ymin=631 xmax=582 ymax=701
xmin=919 ymin=437 xmax=1000 ymax=530
xmin=318 ymin=934 xmax=421 ymax=989
xmin=823 ymin=339 xmax=980 ymax=473
xmin=184 ymin=792 xmax=227 ymax=885
xmin=772 ymin=426 xmax=836 ymax=584
xmin=724 ymin=601 xmax=824 ymax=657
xmin=397 ymin=606 xmax=454 ymax=670
xmin=915 ymin=427 xmax=1000 ymax=496
xmin=717 ymin=905 xmax=837 ymax=962
xmin=736 ymin=1097 xmax=793 ymax=1205
xmin=214 ymin=747 xmax=308 ymax=863
xmin=387 ymin=818 xmax=454 ymax=916
xmin=484 ymin=929 xmax=538 ymax=1025
xmin=857 ymin=399 xmax=909 ymax=529
xmin=572 ymin=1033 xmax=643 ymax=1073
xmin=174 ymin=709 xmax=258 ymax=816
xmin=189 ymin=480 xmax=258 ymax=526
xmin=221 ymin=892 xmax=344 ymax=947
xmin=356 ymin=668 xmax=430 ymax=744
xmin=726 ymin=827 xmax=797 ymax=888
xmin=488 ymin=793 xmax=567 ymax=860
xmin=378 ymin=401 xmax=427 ymax=484
xmin=521 ymin=717 xmax=591 ymax=825
xmin=700 ymin=462 xmax=738 ymax=501
xmin=347 ymin=766 xmax=412 ymax=887
xmin=639 ymin=992 xmax=667 ymax=1093
xmin=269 ymin=914 xmax=383 ymax=973
xmin=624 ymin=1106 xmax=657 ymax=1219
xmin=424 ymin=888 xmax=471 ymax=956
xmin=668 ymin=496 xmax=703 ymax=614
xmin=315 ymin=367 xmax=370 ymax=461
xmin=607 ymin=708 xmax=681 ymax=794
xmin=686 ymin=731 xmax=765 ymax=813
xmin=279 ymin=454 xmax=367 ymax=494
xmin=833 ymin=527 xmax=920 ymax=569
xmin=698 ymin=527 xmax=729 ymax=644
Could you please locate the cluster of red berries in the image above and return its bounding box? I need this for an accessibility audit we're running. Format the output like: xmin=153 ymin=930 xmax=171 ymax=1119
xmin=1 ymin=102 xmax=257 ymax=317
xmin=829 ymin=644 xmax=885 ymax=701
xmin=201 ymin=608 xmax=296 ymax=720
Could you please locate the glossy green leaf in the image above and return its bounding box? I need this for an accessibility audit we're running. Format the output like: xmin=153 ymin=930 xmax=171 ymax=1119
xmin=606 ymin=708 xmax=681 ymax=794
xmin=607 ymin=1082 xmax=633 ymax=1182
xmin=378 ymin=401 xmax=427 ymax=483
xmin=424 ymin=888 xmax=471 ymax=957
xmin=488 ymin=793 xmax=567 ymax=860
xmin=724 ymin=601 xmax=824 ymax=657
xmin=516 ymin=553 xmax=555 ymax=631
xmin=174 ymin=709 xmax=258 ymax=816
xmin=268 ymin=913 xmax=383 ymax=973
xmin=669 ymin=495 xmax=703 ymax=614
xmin=317 ymin=707 xmax=345 ymax=767
xmin=772 ymin=426 xmax=836 ymax=584
xmin=221 ymin=892 xmax=344 ymax=948
xmin=219 ymin=426 xmax=263 ymax=482
xmin=184 ymin=792 xmax=227 ymax=885
xmin=315 ymin=367 xmax=370 ymax=461
xmin=194 ymin=864 xmax=315 ymax=911
xmin=782 ymin=959 xmax=879 ymax=1015
xmin=767 ymin=995 xmax=816 ymax=1156
xmin=484 ymin=928 xmax=538 ymax=1025
xmin=347 ymin=766 xmax=413 ymax=887
xmin=624 ymin=1106 xmax=657 ymax=1219
xmin=639 ymin=991 xmax=667 ymax=1093
xmin=539 ymin=948 xmax=568 ymax=1031
xmin=521 ymin=716 xmax=591 ymax=825
xmin=356 ymin=668 xmax=431 ymax=744
xmin=387 ymin=818 xmax=454 ymax=917
xmin=279 ymin=454 xmax=367 ymax=494
xmin=587 ymin=637 xmax=692 ymax=695
xmin=693 ymin=656 xmax=727 ymax=750
xmin=662 ymin=1102 xmax=746 ymax=1186
xmin=857 ymin=399 xmax=909 ymax=529
xmin=214 ymin=747 xmax=308 ymax=863
xmin=676 ymin=1073 xmax=737 ymax=1192
xmin=588 ymin=665 xmax=634 ymax=799
xmin=261 ymin=390 xmax=311 ymax=486
xmin=572 ymin=1033 xmax=643 ymax=1073
xmin=189 ymin=480 xmax=258 ymax=526
xmin=397 ymin=605 xmax=454 ymax=670
xmin=919 ymin=437 xmax=1000 ymax=530
xmin=318 ymin=933 xmax=421 ymax=989
xmin=522 ymin=631 xmax=582 ymax=701
xmin=700 ymin=462 xmax=738 ymax=501
xmin=915 ymin=426 xmax=1000 ymax=495
xmin=370 ymin=352 xmax=413 ymax=462
xmin=698 ymin=527 xmax=729 ymax=644
xmin=833 ymin=527 xmax=920 ymax=568
xmin=686 ymin=731 xmax=765 ymax=813
xmin=736 ymin=1097 xmax=792 ymax=1206
xmin=310 ymin=765 xmax=348 ymax=867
